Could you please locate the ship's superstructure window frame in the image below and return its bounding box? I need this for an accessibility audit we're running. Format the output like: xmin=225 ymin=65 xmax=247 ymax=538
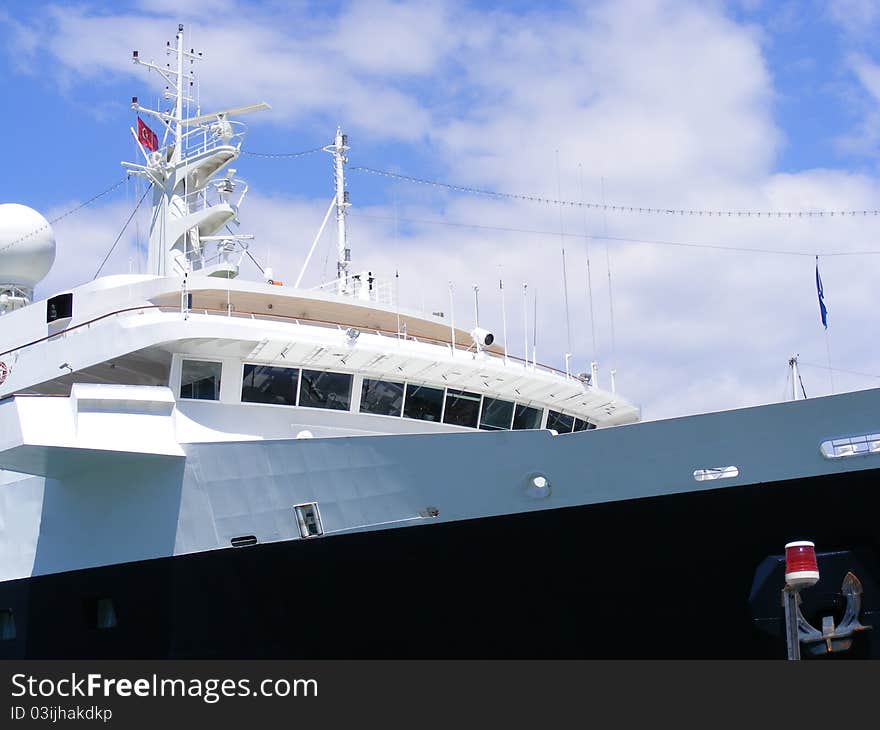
xmin=299 ymin=369 xmax=352 ymax=411
xmin=443 ymin=388 xmax=482 ymax=428
xmin=573 ymin=418 xmax=596 ymax=432
xmin=512 ymin=404 xmax=543 ymax=430
xmin=46 ymin=292 xmax=73 ymax=323
xmin=177 ymin=356 xmax=601 ymax=433
xmin=403 ymin=383 xmax=445 ymax=422
xmin=242 ymin=364 xmax=300 ymax=406
xmin=180 ymin=359 xmax=222 ymax=401
xmin=547 ymin=410 xmax=574 ymax=433
xmin=294 ymin=502 xmax=324 ymax=538
xmin=360 ymin=378 xmax=405 ymax=417
xmin=480 ymin=397 xmax=515 ymax=431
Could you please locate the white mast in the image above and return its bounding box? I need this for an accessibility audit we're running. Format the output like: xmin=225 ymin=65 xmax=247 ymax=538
xmin=326 ymin=128 xmax=351 ymax=294
xmin=124 ymin=24 xmax=269 ymax=279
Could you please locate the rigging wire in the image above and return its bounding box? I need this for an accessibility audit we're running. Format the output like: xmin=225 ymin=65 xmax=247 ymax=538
xmin=242 ymin=146 xmax=326 ymax=160
xmin=798 ymin=361 xmax=880 ymax=380
xmin=0 ymin=178 xmax=128 ymax=256
xmin=346 ymin=211 xmax=880 ymax=258
xmin=93 ymin=184 xmax=153 ymax=280
xmin=350 ymin=166 xmax=880 ymax=219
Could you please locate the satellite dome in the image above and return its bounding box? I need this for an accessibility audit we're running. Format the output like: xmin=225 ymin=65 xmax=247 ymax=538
xmin=0 ymin=203 xmax=56 ymax=290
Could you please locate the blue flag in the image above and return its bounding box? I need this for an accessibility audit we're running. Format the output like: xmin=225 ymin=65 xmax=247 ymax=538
xmin=815 ymin=256 xmax=828 ymax=329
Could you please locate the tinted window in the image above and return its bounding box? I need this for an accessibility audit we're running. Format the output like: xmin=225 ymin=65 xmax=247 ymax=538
xmin=512 ymin=404 xmax=543 ymax=430
xmin=180 ymin=360 xmax=221 ymax=400
xmin=547 ymin=410 xmax=574 ymax=433
xmin=403 ymin=384 xmax=444 ymax=422
xmin=242 ymin=364 xmax=299 ymax=405
xmin=479 ymin=397 xmax=514 ymax=430
xmin=573 ymin=418 xmax=596 ymax=432
xmin=47 ymin=293 xmax=73 ymax=322
xmin=360 ymin=378 xmax=404 ymax=416
xmin=443 ymin=389 xmax=482 ymax=428
xmin=299 ymin=370 xmax=352 ymax=410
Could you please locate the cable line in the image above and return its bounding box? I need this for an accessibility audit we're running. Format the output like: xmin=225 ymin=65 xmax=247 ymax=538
xmin=93 ymin=184 xmax=153 ymax=279
xmin=242 ymin=146 xmax=325 ymax=159
xmin=347 ymin=211 xmax=880 ymax=258
xmin=350 ymin=166 xmax=880 ymax=219
xmin=0 ymin=178 xmax=128 ymax=255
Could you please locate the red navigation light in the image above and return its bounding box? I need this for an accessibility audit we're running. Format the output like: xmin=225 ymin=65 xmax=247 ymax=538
xmin=785 ymin=540 xmax=820 ymax=590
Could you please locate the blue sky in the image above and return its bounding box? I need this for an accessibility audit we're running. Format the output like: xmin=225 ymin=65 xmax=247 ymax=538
xmin=2 ymin=0 xmax=880 ymax=418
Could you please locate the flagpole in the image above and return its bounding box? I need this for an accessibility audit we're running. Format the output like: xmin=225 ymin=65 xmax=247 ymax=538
xmin=816 ymin=255 xmax=834 ymax=395
xmin=825 ymin=329 xmax=835 ymax=395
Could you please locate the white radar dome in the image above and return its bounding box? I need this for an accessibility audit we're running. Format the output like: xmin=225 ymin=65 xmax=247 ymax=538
xmin=0 ymin=203 xmax=56 ymax=289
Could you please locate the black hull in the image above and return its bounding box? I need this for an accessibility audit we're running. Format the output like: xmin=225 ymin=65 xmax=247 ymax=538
xmin=2 ymin=467 xmax=880 ymax=659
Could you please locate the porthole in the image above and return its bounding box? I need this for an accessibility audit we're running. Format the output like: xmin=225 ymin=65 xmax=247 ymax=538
xmin=523 ymin=472 xmax=552 ymax=499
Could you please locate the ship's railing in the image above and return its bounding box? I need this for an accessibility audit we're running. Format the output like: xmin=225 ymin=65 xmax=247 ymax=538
xmin=178 ymin=178 xmax=248 ymax=213
xmin=149 ymin=121 xmax=248 ymax=162
xmin=181 ymin=119 xmax=248 ymax=157
xmin=309 ymin=276 xmax=395 ymax=307
xmin=0 ymin=304 xmax=573 ymax=381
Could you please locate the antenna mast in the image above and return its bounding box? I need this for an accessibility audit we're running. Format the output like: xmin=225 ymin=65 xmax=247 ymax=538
xmin=124 ymin=24 xmax=269 ymax=279
xmin=326 ymin=128 xmax=351 ymax=294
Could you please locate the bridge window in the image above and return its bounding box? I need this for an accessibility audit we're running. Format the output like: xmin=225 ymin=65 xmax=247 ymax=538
xmin=479 ymin=397 xmax=515 ymax=430
xmin=299 ymin=370 xmax=352 ymax=411
xmin=403 ymin=384 xmax=444 ymax=422
xmin=443 ymin=389 xmax=482 ymax=428
xmin=573 ymin=418 xmax=596 ymax=432
xmin=547 ymin=410 xmax=574 ymax=433
xmin=360 ymin=378 xmax=404 ymax=416
xmin=180 ymin=359 xmax=221 ymax=400
xmin=242 ymin=364 xmax=299 ymax=406
xmin=512 ymin=404 xmax=543 ymax=430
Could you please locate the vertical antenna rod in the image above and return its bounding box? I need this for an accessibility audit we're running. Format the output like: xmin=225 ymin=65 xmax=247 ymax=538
xmin=173 ymin=24 xmax=184 ymax=164
xmin=500 ymin=272 xmax=509 ymax=364
xmin=522 ymin=283 xmax=529 ymax=366
xmin=578 ymin=163 xmax=598 ymax=367
xmin=473 ymin=285 xmax=480 ymax=328
xmin=532 ymin=287 xmax=538 ymax=368
xmin=448 ymin=281 xmax=456 ymax=358
xmin=556 ymin=151 xmax=572 ymax=378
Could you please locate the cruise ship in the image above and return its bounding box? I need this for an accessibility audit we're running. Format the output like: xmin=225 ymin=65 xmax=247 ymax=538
xmin=0 ymin=26 xmax=878 ymax=659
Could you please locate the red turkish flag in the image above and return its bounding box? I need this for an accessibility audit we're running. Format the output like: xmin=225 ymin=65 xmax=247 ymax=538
xmin=137 ymin=117 xmax=158 ymax=152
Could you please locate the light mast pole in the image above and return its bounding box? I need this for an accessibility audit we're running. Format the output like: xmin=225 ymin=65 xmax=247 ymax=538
xmin=330 ymin=128 xmax=351 ymax=294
